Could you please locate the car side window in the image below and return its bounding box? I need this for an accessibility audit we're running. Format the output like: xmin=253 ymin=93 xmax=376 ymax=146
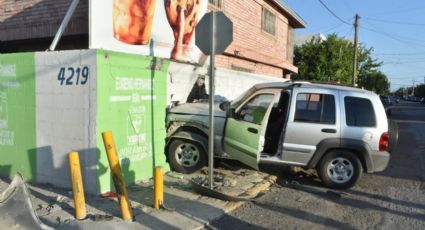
xmin=294 ymin=93 xmax=336 ymax=124
xmin=237 ymin=94 xmax=274 ymax=125
xmin=345 ymin=97 xmax=376 ymax=127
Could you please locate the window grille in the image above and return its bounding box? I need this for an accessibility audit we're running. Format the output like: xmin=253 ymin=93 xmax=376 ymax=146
xmin=262 ymin=7 xmax=276 ymax=35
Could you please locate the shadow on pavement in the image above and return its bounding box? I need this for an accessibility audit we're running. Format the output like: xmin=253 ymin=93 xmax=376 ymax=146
xmin=280 ymin=181 xmax=425 ymax=222
xmin=253 ymin=201 xmax=358 ymax=230
xmin=344 ymin=189 xmax=425 ymax=211
xmin=208 ymin=214 xmax=271 ymax=230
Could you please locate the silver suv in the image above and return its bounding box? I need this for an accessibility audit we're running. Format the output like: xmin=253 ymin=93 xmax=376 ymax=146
xmin=166 ymin=82 xmax=397 ymax=189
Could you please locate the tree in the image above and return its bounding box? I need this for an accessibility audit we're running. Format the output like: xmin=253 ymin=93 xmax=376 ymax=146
xmin=293 ymin=34 xmax=389 ymax=94
xmin=357 ymin=71 xmax=390 ymax=95
xmin=414 ymin=84 xmax=425 ymax=97
xmin=394 ymin=84 xmax=425 ymax=98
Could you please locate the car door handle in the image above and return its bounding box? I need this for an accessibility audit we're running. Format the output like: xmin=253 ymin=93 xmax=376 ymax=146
xmin=322 ymin=128 xmax=337 ymax=133
xmin=248 ymin=127 xmax=258 ymax=134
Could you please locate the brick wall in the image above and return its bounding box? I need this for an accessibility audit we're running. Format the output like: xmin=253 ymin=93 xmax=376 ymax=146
xmin=0 ymin=0 xmax=299 ymax=78
xmin=0 ymin=0 xmax=88 ymax=41
xmin=211 ymin=0 xmax=298 ymax=78
xmin=215 ymin=55 xmax=283 ymax=77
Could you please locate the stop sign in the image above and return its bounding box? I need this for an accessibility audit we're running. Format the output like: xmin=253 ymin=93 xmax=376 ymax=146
xmin=195 ymin=11 xmax=233 ymax=55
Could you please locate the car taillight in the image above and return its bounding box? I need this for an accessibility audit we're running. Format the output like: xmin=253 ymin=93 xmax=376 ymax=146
xmin=379 ymin=132 xmax=389 ymax=152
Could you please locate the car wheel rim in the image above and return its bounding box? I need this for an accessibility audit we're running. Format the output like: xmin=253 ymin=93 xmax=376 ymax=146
xmin=175 ymin=143 xmax=200 ymax=168
xmin=326 ymin=157 xmax=354 ymax=184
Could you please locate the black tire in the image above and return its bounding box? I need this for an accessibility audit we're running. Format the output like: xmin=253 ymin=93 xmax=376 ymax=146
xmin=317 ymin=150 xmax=362 ymax=189
xmin=167 ymin=138 xmax=207 ymax=174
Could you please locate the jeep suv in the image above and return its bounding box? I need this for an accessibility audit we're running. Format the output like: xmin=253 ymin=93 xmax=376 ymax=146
xmin=165 ymin=82 xmax=397 ymax=189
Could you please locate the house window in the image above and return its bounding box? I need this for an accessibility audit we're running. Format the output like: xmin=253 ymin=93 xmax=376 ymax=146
xmin=209 ymin=0 xmax=222 ymax=9
xmin=262 ymin=7 xmax=276 ymax=35
xmin=287 ymin=26 xmax=294 ymax=62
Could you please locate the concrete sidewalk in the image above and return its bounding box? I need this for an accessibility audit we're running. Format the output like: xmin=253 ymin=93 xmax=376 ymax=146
xmin=0 ymin=165 xmax=276 ymax=230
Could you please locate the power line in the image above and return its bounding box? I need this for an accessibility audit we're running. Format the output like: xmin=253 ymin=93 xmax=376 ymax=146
xmin=317 ymin=0 xmax=351 ymax=25
xmin=374 ymin=52 xmax=425 ymax=56
xmin=361 ymin=20 xmax=425 ymax=47
xmin=360 ymin=25 xmax=425 ymax=49
xmin=322 ymin=22 xmax=348 ymax=33
xmin=367 ymin=5 xmax=425 ymax=17
xmin=382 ymin=60 xmax=425 ymax=65
xmin=363 ymin=17 xmax=425 ymax=26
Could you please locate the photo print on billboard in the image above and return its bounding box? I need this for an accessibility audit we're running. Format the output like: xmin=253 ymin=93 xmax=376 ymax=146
xmin=90 ymin=0 xmax=208 ymax=63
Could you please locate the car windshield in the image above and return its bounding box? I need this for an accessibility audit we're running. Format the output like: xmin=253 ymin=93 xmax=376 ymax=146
xmin=230 ymin=87 xmax=256 ymax=108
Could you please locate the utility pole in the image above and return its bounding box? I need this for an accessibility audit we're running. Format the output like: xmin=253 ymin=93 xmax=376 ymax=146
xmin=412 ymin=80 xmax=417 ymax=96
xmin=352 ymin=14 xmax=360 ymax=87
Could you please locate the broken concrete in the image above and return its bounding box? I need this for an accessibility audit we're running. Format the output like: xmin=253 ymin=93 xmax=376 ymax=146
xmin=0 ymin=173 xmax=53 ymax=230
xmin=0 ymin=162 xmax=276 ymax=229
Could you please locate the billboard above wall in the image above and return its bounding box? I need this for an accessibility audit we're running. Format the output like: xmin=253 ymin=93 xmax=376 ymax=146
xmin=89 ymin=0 xmax=208 ymax=63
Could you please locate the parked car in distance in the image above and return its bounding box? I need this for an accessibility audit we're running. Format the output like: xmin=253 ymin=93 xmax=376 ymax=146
xmin=165 ymin=82 xmax=398 ymax=189
xmin=380 ymin=96 xmax=392 ymax=107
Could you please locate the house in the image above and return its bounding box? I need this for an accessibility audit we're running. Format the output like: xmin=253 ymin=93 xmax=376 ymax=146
xmin=294 ymin=33 xmax=327 ymax=46
xmin=0 ymin=0 xmax=305 ymax=78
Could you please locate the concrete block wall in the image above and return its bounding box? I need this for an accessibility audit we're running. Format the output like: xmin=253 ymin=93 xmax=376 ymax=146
xmin=35 ymin=50 xmax=98 ymax=194
xmin=167 ymin=61 xmax=286 ymax=105
xmin=1 ymin=49 xmax=284 ymax=194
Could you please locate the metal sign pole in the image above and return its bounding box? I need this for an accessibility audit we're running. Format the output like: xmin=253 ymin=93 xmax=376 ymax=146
xmin=49 ymin=0 xmax=80 ymax=51
xmin=208 ymin=11 xmax=216 ymax=189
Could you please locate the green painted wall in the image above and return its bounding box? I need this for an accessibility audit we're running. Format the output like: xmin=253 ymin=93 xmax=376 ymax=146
xmin=96 ymin=50 xmax=170 ymax=192
xmin=0 ymin=53 xmax=36 ymax=181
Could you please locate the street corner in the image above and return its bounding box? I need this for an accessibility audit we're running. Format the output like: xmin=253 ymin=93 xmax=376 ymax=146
xmin=165 ymin=161 xmax=278 ymax=209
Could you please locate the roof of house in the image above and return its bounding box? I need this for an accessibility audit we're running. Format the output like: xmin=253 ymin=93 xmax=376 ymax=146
xmin=294 ymin=33 xmax=327 ymax=46
xmin=0 ymin=0 xmax=88 ymax=41
xmin=272 ymin=0 xmax=307 ymax=28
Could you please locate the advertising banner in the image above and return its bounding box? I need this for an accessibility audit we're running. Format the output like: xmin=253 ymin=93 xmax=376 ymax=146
xmin=0 ymin=53 xmax=36 ymax=181
xmin=90 ymin=0 xmax=208 ymax=63
xmin=96 ymin=50 xmax=169 ymax=192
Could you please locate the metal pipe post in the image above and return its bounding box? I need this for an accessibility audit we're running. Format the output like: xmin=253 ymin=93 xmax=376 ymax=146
xmin=68 ymin=151 xmax=87 ymax=220
xmin=49 ymin=0 xmax=80 ymax=51
xmin=208 ymin=11 xmax=216 ymax=190
xmin=102 ymin=131 xmax=133 ymax=221
xmin=153 ymin=166 xmax=164 ymax=209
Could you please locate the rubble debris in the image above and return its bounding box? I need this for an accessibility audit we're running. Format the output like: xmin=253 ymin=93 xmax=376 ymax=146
xmin=88 ymin=214 xmax=114 ymax=221
xmin=0 ymin=173 xmax=54 ymax=230
xmin=166 ymin=171 xmax=185 ymax=179
xmin=36 ymin=204 xmax=55 ymax=217
xmin=190 ymin=179 xmax=258 ymax=201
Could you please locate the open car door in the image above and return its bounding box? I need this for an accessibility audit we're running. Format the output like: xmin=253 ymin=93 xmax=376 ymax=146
xmin=223 ymin=92 xmax=277 ymax=170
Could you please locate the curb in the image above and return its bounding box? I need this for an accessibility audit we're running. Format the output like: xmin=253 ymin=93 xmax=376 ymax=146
xmin=202 ymin=175 xmax=277 ymax=229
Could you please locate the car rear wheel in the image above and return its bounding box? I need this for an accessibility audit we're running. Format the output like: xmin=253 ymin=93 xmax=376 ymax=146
xmin=167 ymin=138 xmax=207 ymax=174
xmin=318 ymin=150 xmax=362 ymax=189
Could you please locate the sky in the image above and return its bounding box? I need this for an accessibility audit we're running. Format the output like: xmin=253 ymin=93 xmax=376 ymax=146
xmin=284 ymin=0 xmax=425 ymax=91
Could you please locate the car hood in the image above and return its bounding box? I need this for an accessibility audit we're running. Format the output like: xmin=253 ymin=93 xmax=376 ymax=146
xmin=169 ymin=102 xmax=227 ymax=117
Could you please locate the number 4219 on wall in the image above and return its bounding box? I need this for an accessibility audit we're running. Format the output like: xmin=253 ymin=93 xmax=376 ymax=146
xmin=58 ymin=66 xmax=89 ymax=85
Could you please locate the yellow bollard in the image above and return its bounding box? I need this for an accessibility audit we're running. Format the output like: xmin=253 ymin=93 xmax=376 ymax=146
xmin=68 ymin=152 xmax=87 ymax=220
xmin=154 ymin=166 xmax=164 ymax=209
xmin=102 ymin=131 xmax=133 ymax=221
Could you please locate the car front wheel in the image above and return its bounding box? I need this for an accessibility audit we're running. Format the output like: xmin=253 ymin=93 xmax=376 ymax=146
xmin=167 ymin=138 xmax=207 ymax=174
xmin=318 ymin=150 xmax=362 ymax=189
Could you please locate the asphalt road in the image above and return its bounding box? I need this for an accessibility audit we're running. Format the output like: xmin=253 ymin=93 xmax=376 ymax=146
xmin=209 ymin=104 xmax=425 ymax=230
